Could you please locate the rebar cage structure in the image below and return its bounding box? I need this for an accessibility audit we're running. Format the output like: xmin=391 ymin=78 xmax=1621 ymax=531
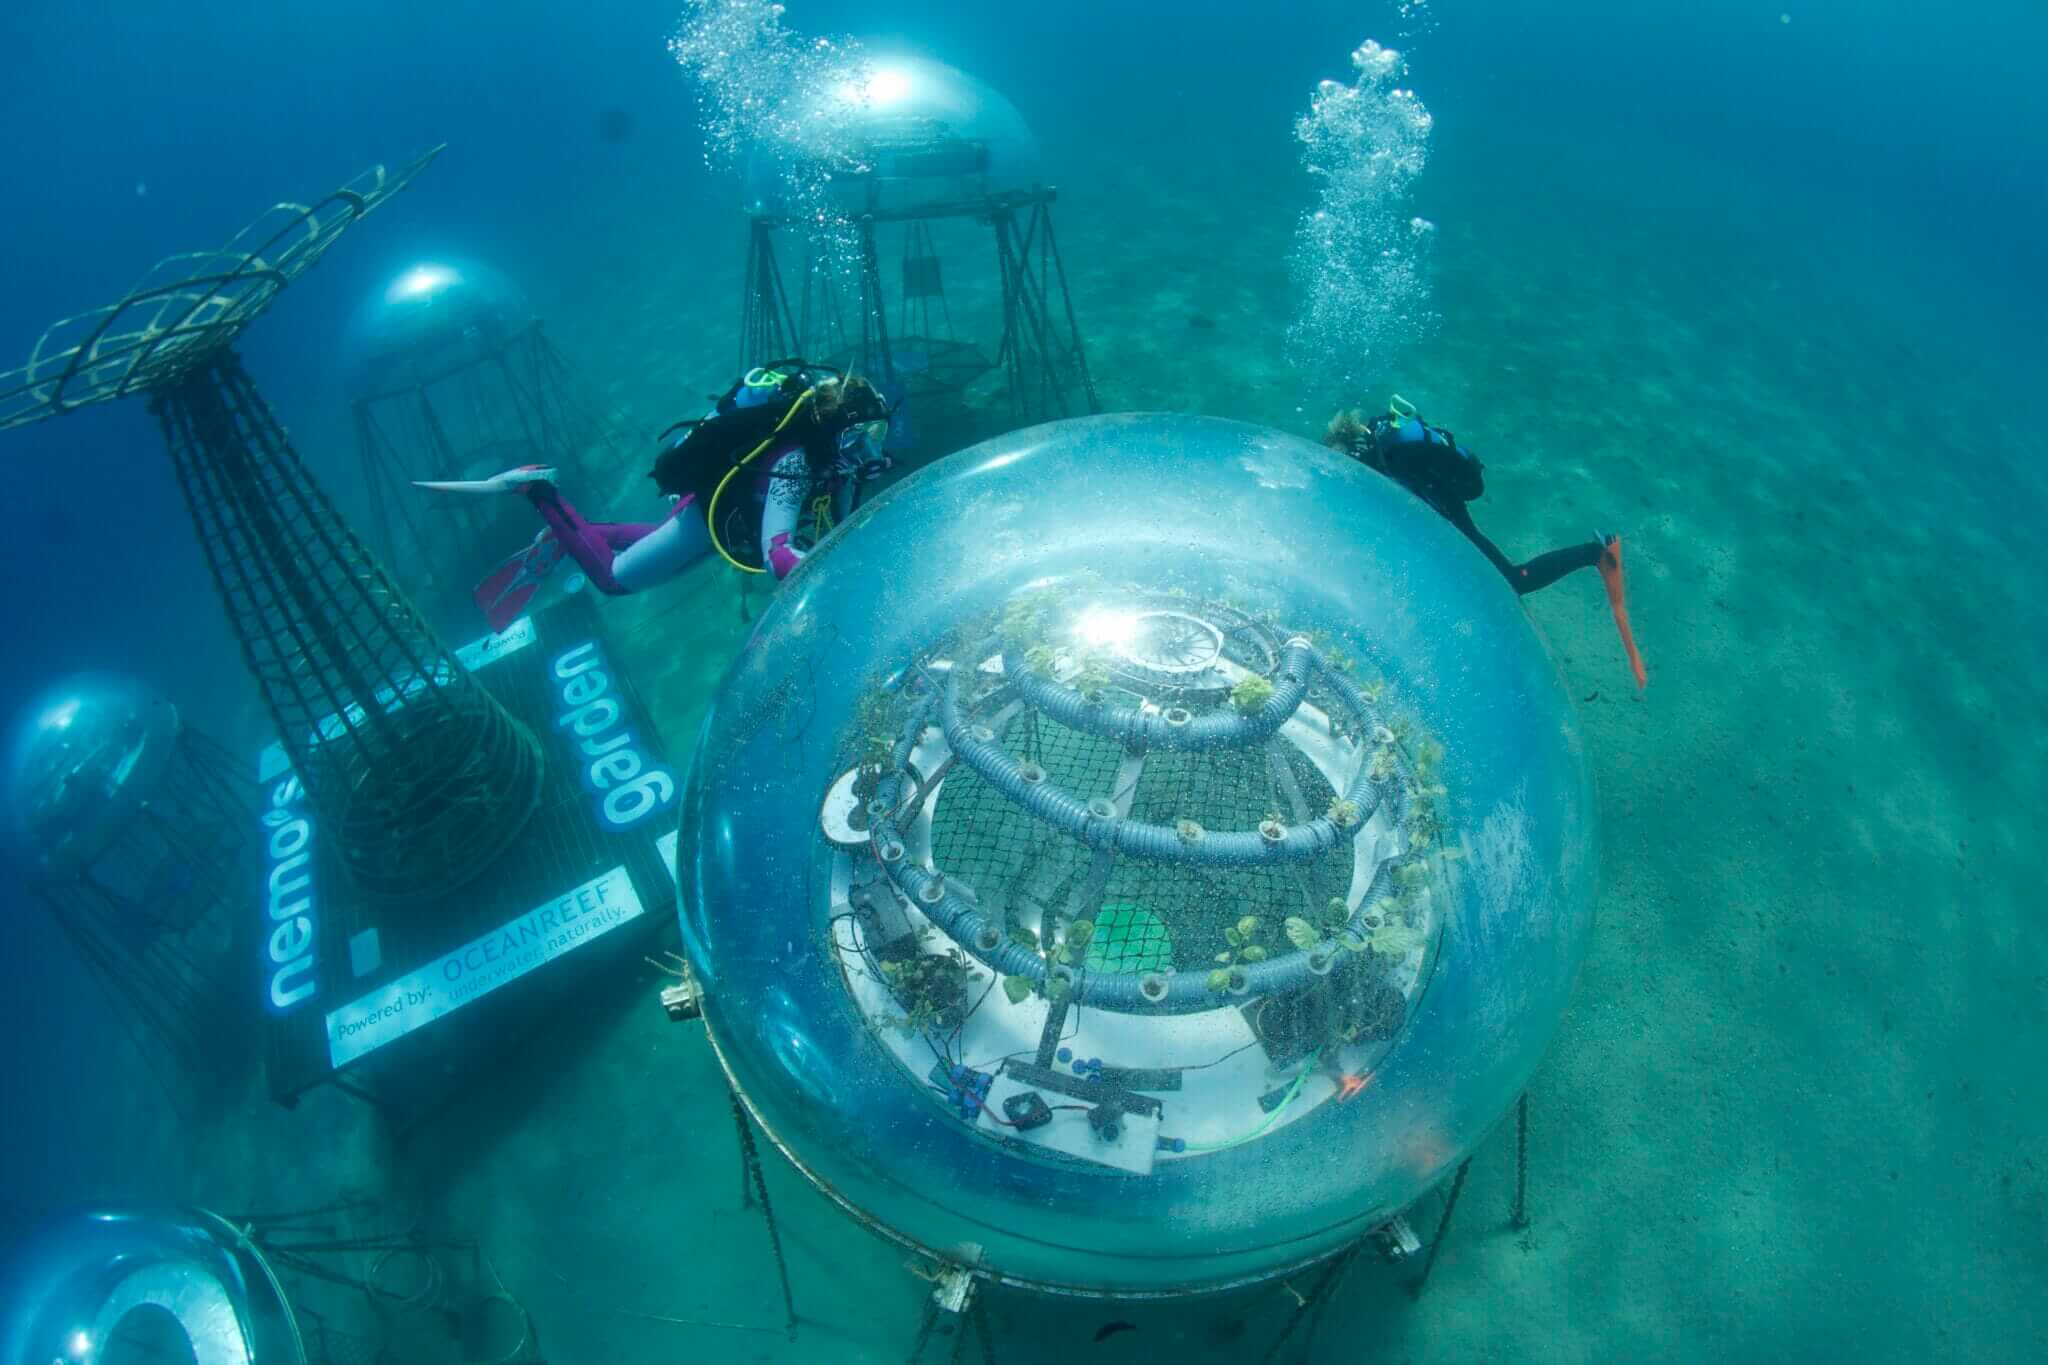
xmin=22 ymin=703 xmax=254 ymax=1095
xmin=353 ymin=312 xmax=638 ymax=605
xmin=0 ymin=150 xmax=546 ymax=901
xmin=740 ymin=186 xmax=1100 ymax=426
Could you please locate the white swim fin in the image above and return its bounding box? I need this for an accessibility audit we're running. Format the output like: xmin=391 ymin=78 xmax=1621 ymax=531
xmin=413 ymin=464 xmax=558 ymax=495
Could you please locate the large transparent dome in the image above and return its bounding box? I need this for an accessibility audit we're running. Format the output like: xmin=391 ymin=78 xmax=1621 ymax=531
xmin=340 ymin=259 xmax=533 ymax=400
xmin=744 ymin=54 xmax=1043 ymax=217
xmin=678 ymin=413 xmax=1596 ymax=1296
xmin=6 ymin=674 xmax=180 ymax=873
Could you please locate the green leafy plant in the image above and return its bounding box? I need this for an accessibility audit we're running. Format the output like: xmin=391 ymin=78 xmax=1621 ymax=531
xmin=853 ymin=688 xmax=896 ymax=737
xmin=1213 ymin=914 xmax=1269 ymax=970
xmin=1327 ymin=797 xmax=1362 ymax=829
xmin=1368 ymin=746 xmax=1398 ymax=783
xmin=879 ymin=949 xmax=975 ymax=1035
xmin=1370 ymin=916 xmax=1420 ymax=958
xmin=1230 ymin=673 xmax=1276 ymax=714
xmin=1284 ymin=898 xmax=1370 ymax=959
xmin=1206 ymin=964 xmax=1251 ymax=993
xmin=1001 ymin=974 xmax=1035 ymax=1005
xmin=1071 ymin=655 xmax=1113 ymax=701
xmin=1303 ymin=628 xmax=1351 ymax=672
xmin=999 ymin=590 xmax=1060 ymax=649
xmin=852 ymin=689 xmax=903 ymax=780
xmin=1055 ymin=918 xmax=1096 ymax=966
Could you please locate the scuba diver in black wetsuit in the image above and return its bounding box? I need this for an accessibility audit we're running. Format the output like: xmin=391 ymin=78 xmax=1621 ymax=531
xmin=417 ymin=362 xmax=891 ymax=633
xmin=1325 ymin=396 xmax=1648 ymax=687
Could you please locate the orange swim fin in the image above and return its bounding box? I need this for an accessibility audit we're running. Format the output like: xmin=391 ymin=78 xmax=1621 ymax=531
xmin=1598 ymin=536 xmax=1648 ymax=690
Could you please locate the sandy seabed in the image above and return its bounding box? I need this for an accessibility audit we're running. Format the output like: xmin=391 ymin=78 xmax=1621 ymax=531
xmin=71 ymin=117 xmax=2046 ymax=1364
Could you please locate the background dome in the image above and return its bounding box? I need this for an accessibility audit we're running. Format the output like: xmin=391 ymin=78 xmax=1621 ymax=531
xmin=677 ymin=413 xmax=1596 ymax=1295
xmin=6 ymin=674 xmax=180 ymax=872
xmin=0 ymin=1209 xmax=303 ymax=1365
xmin=340 ymin=259 xmax=534 ymax=400
xmin=744 ymin=53 xmax=1043 ymax=218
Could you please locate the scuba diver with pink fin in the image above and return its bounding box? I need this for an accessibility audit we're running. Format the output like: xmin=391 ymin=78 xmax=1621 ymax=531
xmin=1324 ymin=396 xmax=1648 ymax=689
xmin=416 ymin=361 xmax=892 ymax=632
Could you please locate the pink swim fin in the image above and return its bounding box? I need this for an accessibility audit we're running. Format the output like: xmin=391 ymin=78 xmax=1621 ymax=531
xmin=474 ymin=535 xmax=565 ymax=633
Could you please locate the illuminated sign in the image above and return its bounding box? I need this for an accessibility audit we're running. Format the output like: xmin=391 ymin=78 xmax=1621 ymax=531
xmin=324 ymin=864 xmax=645 ymax=1068
xmin=261 ymin=772 xmax=319 ymax=1012
xmin=552 ymin=640 xmax=675 ymax=829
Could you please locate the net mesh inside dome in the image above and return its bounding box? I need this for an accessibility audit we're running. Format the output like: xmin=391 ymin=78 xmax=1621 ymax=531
xmin=925 ymin=711 xmax=1354 ymax=977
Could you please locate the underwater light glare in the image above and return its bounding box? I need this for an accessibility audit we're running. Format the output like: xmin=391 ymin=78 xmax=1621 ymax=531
xmin=388 ymin=262 xmax=458 ymax=302
xmin=1072 ymin=605 xmax=1140 ymax=651
xmin=342 ymin=257 xmax=533 ymax=400
xmin=840 ymin=65 xmax=914 ymax=108
xmin=5 ymin=674 xmax=179 ymax=871
xmin=679 ymin=413 xmax=1597 ymax=1295
xmin=741 ymin=51 xmax=1042 ymax=218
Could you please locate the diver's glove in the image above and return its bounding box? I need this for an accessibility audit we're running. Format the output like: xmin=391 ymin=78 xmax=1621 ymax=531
xmin=767 ymin=532 xmax=803 ymax=580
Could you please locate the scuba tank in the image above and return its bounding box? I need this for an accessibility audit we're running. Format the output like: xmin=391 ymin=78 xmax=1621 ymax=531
xmin=648 ymin=360 xmax=839 ymax=505
xmin=721 ymin=360 xmax=831 ymax=414
xmin=649 ymin=360 xmax=891 ymax=573
xmin=1369 ymin=394 xmax=1484 ymax=504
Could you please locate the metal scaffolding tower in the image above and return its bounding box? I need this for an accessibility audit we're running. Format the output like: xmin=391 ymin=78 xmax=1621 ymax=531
xmin=0 ymin=150 xmax=545 ymax=902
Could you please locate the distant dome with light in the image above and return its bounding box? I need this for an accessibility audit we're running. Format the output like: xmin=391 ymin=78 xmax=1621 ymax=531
xmin=678 ymin=413 xmax=1597 ymax=1296
xmin=6 ymin=674 xmax=180 ymax=872
xmin=745 ymin=54 xmax=1042 ymax=216
xmin=341 ymin=259 xmax=533 ymax=400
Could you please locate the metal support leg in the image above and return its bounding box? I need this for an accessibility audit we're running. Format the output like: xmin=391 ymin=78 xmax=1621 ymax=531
xmin=904 ymin=1298 xmax=942 ymax=1365
xmin=1410 ymin=1158 xmax=1473 ymax=1298
xmin=729 ymin=1087 xmax=798 ymax=1335
xmin=903 ymin=1262 xmax=988 ymax=1364
xmin=970 ymin=1295 xmax=998 ymax=1365
xmin=1512 ymin=1092 xmax=1531 ymax=1229
xmin=1259 ymin=1236 xmax=1368 ymax=1364
xmin=328 ymin=1074 xmax=389 ymax=1113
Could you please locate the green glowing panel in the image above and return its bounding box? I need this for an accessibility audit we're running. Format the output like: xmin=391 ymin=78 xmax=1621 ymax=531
xmin=1085 ymin=903 xmax=1173 ymax=975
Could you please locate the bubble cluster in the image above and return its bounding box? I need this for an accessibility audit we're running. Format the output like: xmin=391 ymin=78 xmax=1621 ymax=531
xmin=1286 ymin=39 xmax=1438 ymax=387
xmin=670 ymin=0 xmax=870 ymax=272
xmin=1395 ymin=0 xmax=1439 ymax=44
